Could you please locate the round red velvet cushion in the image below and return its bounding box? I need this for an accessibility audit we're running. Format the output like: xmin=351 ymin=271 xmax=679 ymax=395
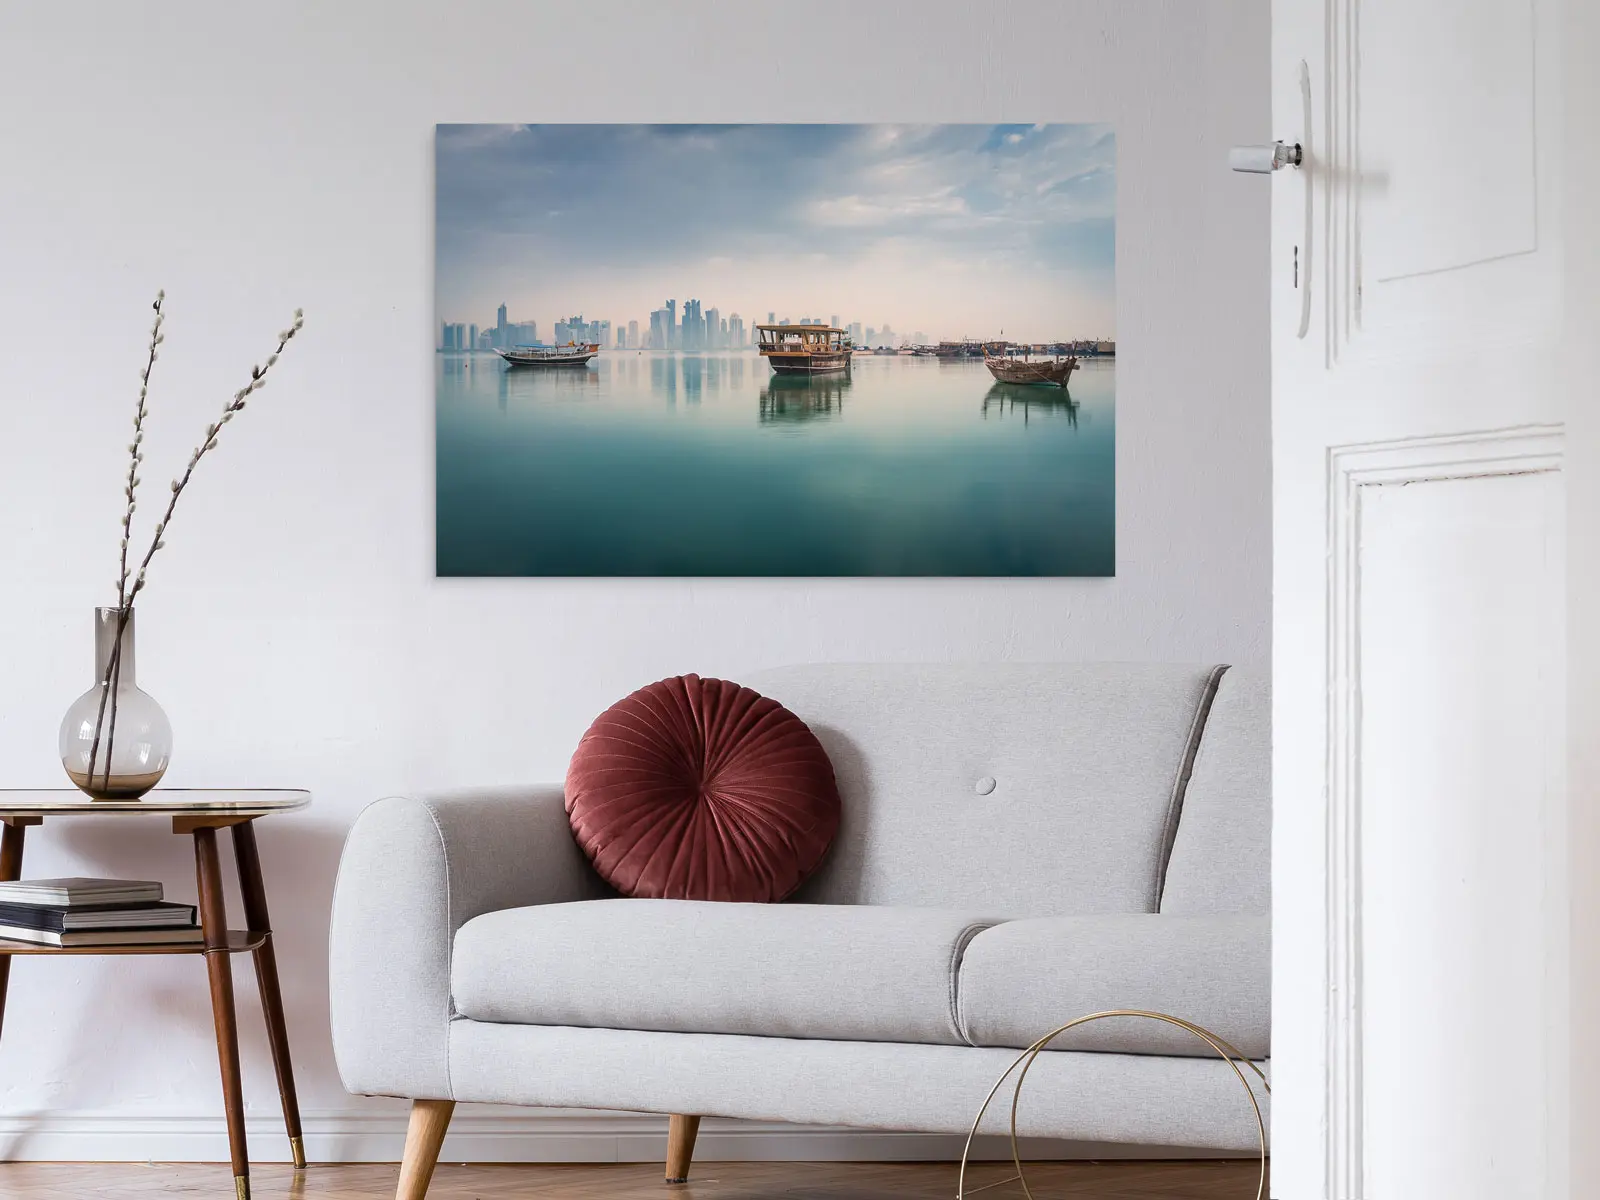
xmin=565 ymin=674 xmax=840 ymax=902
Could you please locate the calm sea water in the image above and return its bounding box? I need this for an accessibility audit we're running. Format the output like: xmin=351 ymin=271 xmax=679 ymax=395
xmin=435 ymin=352 xmax=1115 ymax=576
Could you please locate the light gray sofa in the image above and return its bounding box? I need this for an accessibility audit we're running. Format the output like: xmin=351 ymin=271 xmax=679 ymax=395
xmin=329 ymin=664 xmax=1269 ymax=1198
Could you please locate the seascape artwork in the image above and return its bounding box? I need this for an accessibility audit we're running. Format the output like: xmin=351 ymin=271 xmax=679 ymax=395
xmin=435 ymin=124 xmax=1115 ymax=576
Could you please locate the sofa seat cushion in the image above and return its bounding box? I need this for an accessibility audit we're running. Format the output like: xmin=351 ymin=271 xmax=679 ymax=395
xmin=453 ymin=899 xmax=998 ymax=1046
xmin=957 ymin=914 xmax=1269 ymax=1059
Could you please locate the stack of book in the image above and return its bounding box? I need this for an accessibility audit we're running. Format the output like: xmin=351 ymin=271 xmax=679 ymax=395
xmin=0 ymin=877 xmax=202 ymax=947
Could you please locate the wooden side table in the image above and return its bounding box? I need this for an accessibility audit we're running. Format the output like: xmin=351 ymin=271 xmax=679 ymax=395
xmin=0 ymin=789 xmax=310 ymax=1200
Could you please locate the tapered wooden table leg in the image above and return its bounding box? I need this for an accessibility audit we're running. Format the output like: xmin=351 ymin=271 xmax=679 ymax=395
xmin=195 ymin=826 xmax=251 ymax=1199
xmin=232 ymin=820 xmax=306 ymax=1169
xmin=0 ymin=818 xmax=34 ymax=1044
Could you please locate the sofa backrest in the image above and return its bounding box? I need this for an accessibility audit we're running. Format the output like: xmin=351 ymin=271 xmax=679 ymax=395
xmin=1159 ymin=665 xmax=1269 ymax=915
xmin=747 ymin=662 xmax=1247 ymax=917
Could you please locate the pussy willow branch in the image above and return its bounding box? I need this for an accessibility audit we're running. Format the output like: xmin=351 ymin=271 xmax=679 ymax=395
xmin=98 ymin=619 xmax=124 ymax=792
xmin=85 ymin=304 xmax=304 ymax=789
xmin=87 ymin=291 xmax=164 ymax=788
xmin=117 ymin=292 xmax=165 ymax=610
xmin=122 ymin=307 xmax=304 ymax=612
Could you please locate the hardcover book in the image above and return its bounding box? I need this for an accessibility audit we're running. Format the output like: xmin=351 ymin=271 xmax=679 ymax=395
xmin=0 ymin=901 xmax=197 ymax=932
xmin=0 ymin=878 xmax=163 ymax=907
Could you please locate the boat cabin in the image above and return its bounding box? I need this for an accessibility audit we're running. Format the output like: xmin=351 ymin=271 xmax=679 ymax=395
xmin=755 ymin=324 xmax=849 ymax=352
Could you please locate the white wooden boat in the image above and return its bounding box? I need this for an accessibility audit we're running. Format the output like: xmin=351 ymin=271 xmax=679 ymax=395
xmin=496 ymin=342 xmax=599 ymax=367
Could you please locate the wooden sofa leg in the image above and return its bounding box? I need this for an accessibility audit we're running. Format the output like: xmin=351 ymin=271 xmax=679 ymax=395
xmin=665 ymin=1113 xmax=701 ymax=1183
xmin=397 ymin=1099 xmax=455 ymax=1200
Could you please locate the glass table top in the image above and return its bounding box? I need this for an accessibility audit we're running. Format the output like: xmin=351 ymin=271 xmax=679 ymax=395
xmin=0 ymin=789 xmax=310 ymax=816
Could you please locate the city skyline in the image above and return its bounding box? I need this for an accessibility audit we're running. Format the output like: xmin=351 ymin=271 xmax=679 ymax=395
xmin=436 ymin=124 xmax=1115 ymax=346
xmin=438 ymin=299 xmax=979 ymax=352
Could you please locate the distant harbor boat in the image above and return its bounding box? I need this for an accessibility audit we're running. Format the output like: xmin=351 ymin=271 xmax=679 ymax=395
xmin=496 ymin=342 xmax=600 ymax=367
xmin=984 ymin=348 xmax=1079 ymax=387
xmin=934 ymin=340 xmax=986 ymax=359
xmin=756 ymin=324 xmax=851 ymax=375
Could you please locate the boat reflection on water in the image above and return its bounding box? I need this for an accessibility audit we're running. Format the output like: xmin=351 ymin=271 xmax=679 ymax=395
xmin=981 ymin=382 xmax=1079 ymax=429
xmin=497 ymin=359 xmax=600 ymax=410
xmin=759 ymin=373 xmax=851 ymax=425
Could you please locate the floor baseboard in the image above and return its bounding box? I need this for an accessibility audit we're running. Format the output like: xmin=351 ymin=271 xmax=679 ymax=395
xmin=0 ymin=1109 xmax=1238 ymax=1164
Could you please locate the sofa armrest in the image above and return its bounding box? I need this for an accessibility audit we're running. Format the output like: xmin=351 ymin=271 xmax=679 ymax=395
xmin=329 ymin=786 xmax=603 ymax=1099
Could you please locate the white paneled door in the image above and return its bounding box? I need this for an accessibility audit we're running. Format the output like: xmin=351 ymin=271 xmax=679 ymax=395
xmin=1269 ymin=0 xmax=1574 ymax=1197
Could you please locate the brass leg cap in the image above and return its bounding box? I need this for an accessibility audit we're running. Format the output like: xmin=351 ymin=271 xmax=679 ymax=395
xmin=235 ymin=1176 xmax=251 ymax=1200
xmin=290 ymin=1134 xmax=307 ymax=1170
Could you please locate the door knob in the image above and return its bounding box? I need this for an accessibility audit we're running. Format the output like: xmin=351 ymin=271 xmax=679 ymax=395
xmin=1229 ymin=141 xmax=1304 ymax=173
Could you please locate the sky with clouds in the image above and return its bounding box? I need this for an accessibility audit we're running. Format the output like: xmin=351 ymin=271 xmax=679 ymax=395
xmin=436 ymin=123 xmax=1114 ymax=344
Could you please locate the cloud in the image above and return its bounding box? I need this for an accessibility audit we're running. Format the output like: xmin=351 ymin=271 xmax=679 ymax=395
xmin=436 ymin=124 xmax=1115 ymax=342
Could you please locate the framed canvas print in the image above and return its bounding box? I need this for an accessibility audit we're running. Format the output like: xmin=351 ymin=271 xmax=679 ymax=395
xmin=435 ymin=124 xmax=1115 ymax=577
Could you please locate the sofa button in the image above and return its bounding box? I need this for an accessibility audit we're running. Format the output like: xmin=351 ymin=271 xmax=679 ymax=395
xmin=975 ymin=776 xmax=997 ymax=796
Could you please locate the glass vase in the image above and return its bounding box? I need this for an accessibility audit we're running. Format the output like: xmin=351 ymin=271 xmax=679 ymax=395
xmin=58 ymin=607 xmax=172 ymax=799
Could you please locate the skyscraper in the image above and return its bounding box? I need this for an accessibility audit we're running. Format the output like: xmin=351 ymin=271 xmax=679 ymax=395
xmin=688 ymin=299 xmax=704 ymax=350
xmin=665 ymin=300 xmax=677 ymax=349
xmin=729 ymin=313 xmax=744 ymax=347
xmin=767 ymin=311 xmax=775 ymax=325
xmin=628 ymin=319 xmax=639 ymax=349
xmin=468 ymin=324 xmax=478 ymax=352
xmin=830 ymin=314 xmax=840 ymax=329
xmin=705 ymin=307 xmax=720 ymax=349
xmin=496 ymin=302 xmax=508 ymax=349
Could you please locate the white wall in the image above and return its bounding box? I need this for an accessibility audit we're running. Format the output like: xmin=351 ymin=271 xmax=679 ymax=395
xmin=0 ymin=0 xmax=1268 ymax=1162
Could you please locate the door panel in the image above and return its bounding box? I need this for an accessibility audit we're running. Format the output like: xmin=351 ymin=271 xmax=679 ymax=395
xmin=1310 ymin=0 xmax=1557 ymax=367
xmin=1359 ymin=467 xmax=1563 ymax=1200
xmin=1362 ymin=0 xmax=1538 ymax=282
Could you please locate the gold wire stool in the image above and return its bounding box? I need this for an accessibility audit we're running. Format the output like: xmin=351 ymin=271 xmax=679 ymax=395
xmin=956 ymin=1009 xmax=1270 ymax=1200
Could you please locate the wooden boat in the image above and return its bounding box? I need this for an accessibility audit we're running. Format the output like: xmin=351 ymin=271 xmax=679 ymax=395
xmin=984 ymin=351 xmax=1078 ymax=387
xmin=496 ymin=342 xmax=599 ymax=367
xmin=756 ymin=324 xmax=851 ymax=375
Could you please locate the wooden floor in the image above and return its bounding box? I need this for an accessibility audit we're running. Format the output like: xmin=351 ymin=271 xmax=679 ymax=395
xmin=0 ymin=1159 xmax=1264 ymax=1198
